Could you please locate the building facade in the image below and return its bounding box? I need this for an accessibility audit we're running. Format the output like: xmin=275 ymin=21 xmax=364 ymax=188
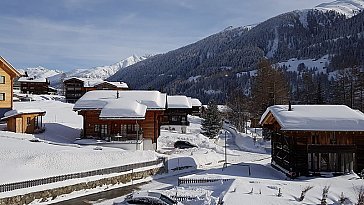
xmin=64 ymin=78 xmax=127 ymax=103
xmin=260 ymin=104 xmax=364 ymax=177
xmin=73 ymin=90 xmax=166 ymax=150
xmin=18 ymin=77 xmax=50 ymax=94
xmin=0 ymin=56 xmax=21 ymax=117
xmin=2 ymin=109 xmax=46 ymax=133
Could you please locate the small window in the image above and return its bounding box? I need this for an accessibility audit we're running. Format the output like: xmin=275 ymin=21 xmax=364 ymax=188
xmin=100 ymin=124 xmax=108 ymax=137
xmin=94 ymin=124 xmax=100 ymax=132
xmin=0 ymin=76 xmax=5 ymax=84
xmin=171 ymin=116 xmax=179 ymax=122
xmin=27 ymin=117 xmax=31 ymax=125
xmin=0 ymin=93 xmax=5 ymax=101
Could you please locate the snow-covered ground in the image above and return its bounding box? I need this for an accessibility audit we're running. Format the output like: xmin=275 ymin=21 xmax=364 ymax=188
xmin=0 ymin=97 xmax=158 ymax=189
xmin=98 ymin=116 xmax=364 ymax=205
xmin=2 ymin=96 xmax=364 ymax=205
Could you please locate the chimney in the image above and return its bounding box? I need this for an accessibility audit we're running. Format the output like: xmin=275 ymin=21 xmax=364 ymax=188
xmin=288 ymin=101 xmax=292 ymax=111
xmin=116 ymin=90 xmax=119 ymax=99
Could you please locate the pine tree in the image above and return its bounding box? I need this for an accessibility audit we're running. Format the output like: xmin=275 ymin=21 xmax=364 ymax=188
xmin=201 ymin=101 xmax=222 ymax=139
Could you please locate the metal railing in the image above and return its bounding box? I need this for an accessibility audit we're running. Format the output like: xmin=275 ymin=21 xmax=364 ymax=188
xmin=177 ymin=178 xmax=232 ymax=186
xmin=0 ymin=157 xmax=166 ymax=193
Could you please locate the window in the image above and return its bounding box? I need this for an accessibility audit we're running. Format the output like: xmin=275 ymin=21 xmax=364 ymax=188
xmin=171 ymin=116 xmax=179 ymax=122
xmin=0 ymin=93 xmax=5 ymax=101
xmin=127 ymin=124 xmax=139 ymax=133
xmin=100 ymin=124 xmax=108 ymax=137
xmin=27 ymin=117 xmax=31 ymax=125
xmin=0 ymin=76 xmax=4 ymax=84
xmin=94 ymin=124 xmax=100 ymax=132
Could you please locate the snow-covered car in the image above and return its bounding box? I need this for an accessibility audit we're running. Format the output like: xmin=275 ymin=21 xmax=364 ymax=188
xmin=174 ymin=140 xmax=197 ymax=149
xmin=113 ymin=191 xmax=177 ymax=205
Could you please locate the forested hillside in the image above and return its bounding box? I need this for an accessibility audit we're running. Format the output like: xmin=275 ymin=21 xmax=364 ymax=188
xmin=109 ymin=3 xmax=364 ymax=108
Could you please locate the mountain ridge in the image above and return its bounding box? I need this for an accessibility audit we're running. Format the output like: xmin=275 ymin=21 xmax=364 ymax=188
xmin=108 ymin=0 xmax=364 ymax=103
xmin=18 ymin=55 xmax=147 ymax=88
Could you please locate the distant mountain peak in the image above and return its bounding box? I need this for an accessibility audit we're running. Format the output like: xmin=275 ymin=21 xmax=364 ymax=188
xmin=315 ymin=0 xmax=364 ymax=17
xmin=20 ymin=54 xmax=147 ymax=88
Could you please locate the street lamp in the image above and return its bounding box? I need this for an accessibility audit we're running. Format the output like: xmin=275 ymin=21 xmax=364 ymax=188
xmin=224 ymin=129 xmax=227 ymax=169
xmin=223 ymin=73 xmax=229 ymax=170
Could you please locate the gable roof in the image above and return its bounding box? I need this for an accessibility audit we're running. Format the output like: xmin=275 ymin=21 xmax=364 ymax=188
xmin=99 ymin=99 xmax=147 ymax=119
xmin=1 ymin=109 xmax=46 ymax=120
xmin=0 ymin=56 xmax=21 ymax=78
xmin=167 ymin=95 xmax=192 ymax=109
xmin=188 ymin=97 xmax=202 ymax=107
xmin=260 ymin=105 xmax=364 ymax=131
xmin=73 ymin=90 xmax=167 ymax=119
xmin=95 ymin=81 xmax=129 ymax=89
xmin=18 ymin=77 xmax=48 ymax=83
xmin=64 ymin=77 xmax=104 ymax=87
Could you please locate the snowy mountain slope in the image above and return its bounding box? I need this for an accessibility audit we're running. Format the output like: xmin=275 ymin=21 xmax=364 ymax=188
xmin=20 ymin=55 xmax=147 ymax=88
xmin=316 ymin=0 xmax=364 ymax=17
xmin=108 ymin=0 xmax=364 ymax=104
xmin=72 ymin=55 xmax=147 ymax=79
xmin=17 ymin=66 xmax=63 ymax=80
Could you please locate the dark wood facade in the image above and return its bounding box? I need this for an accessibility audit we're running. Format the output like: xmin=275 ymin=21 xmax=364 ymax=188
xmin=161 ymin=108 xmax=191 ymax=126
xmin=19 ymin=80 xmax=50 ymax=95
xmin=191 ymin=105 xmax=201 ymax=116
xmin=262 ymin=112 xmax=364 ymax=177
xmin=78 ymin=110 xmax=164 ymax=143
xmin=94 ymin=82 xmax=128 ymax=90
xmin=64 ymin=78 xmax=96 ymax=103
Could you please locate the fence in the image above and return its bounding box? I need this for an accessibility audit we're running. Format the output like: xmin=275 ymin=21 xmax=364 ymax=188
xmin=170 ymin=195 xmax=198 ymax=202
xmin=0 ymin=157 xmax=166 ymax=193
xmin=177 ymin=177 xmax=232 ymax=186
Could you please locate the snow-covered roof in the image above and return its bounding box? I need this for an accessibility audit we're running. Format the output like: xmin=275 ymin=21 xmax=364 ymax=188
xmin=74 ymin=90 xmax=166 ymax=118
xmin=167 ymin=95 xmax=192 ymax=109
xmin=64 ymin=77 xmax=104 ymax=87
xmin=260 ymin=105 xmax=364 ymax=131
xmin=18 ymin=77 xmax=47 ymax=83
xmin=99 ymin=99 xmax=147 ymax=119
xmin=95 ymin=81 xmax=129 ymax=89
xmin=2 ymin=109 xmax=46 ymax=120
xmin=218 ymin=105 xmax=232 ymax=113
xmin=188 ymin=97 xmax=202 ymax=107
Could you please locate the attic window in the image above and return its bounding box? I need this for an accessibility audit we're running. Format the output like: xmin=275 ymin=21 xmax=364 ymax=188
xmin=0 ymin=76 xmax=4 ymax=84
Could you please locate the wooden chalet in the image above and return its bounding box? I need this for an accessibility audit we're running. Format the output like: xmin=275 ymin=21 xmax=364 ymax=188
xmin=73 ymin=90 xmax=167 ymax=150
xmin=18 ymin=77 xmax=50 ymax=94
xmin=94 ymin=81 xmax=129 ymax=90
xmin=1 ymin=109 xmax=45 ymax=134
xmin=64 ymin=77 xmax=102 ymax=103
xmin=162 ymin=96 xmax=192 ymax=131
xmin=0 ymin=56 xmax=21 ymax=117
xmin=188 ymin=97 xmax=202 ymax=116
xmin=260 ymin=104 xmax=364 ymax=177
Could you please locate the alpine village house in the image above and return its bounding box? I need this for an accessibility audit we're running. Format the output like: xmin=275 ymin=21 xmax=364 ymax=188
xmin=64 ymin=77 xmax=128 ymax=103
xmin=73 ymin=90 xmax=167 ymax=150
xmin=260 ymin=104 xmax=364 ymax=178
xmin=18 ymin=76 xmax=50 ymax=94
xmin=0 ymin=56 xmax=21 ymax=117
xmin=161 ymin=95 xmax=202 ymax=133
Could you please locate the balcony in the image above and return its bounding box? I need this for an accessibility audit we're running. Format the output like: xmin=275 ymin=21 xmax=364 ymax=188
xmin=108 ymin=133 xmax=143 ymax=142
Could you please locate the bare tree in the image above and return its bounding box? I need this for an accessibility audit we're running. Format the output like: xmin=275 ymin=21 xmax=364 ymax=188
xmin=321 ymin=186 xmax=330 ymax=205
xmin=251 ymin=59 xmax=289 ymax=116
xmin=298 ymin=185 xmax=314 ymax=201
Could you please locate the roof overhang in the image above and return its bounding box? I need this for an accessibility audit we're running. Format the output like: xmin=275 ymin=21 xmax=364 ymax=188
xmin=0 ymin=56 xmax=21 ymax=78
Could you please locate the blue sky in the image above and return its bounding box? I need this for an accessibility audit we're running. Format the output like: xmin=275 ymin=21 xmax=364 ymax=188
xmin=0 ymin=0 xmax=329 ymax=70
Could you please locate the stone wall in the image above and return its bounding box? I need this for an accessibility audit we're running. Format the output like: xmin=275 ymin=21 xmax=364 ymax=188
xmin=0 ymin=166 xmax=165 ymax=205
